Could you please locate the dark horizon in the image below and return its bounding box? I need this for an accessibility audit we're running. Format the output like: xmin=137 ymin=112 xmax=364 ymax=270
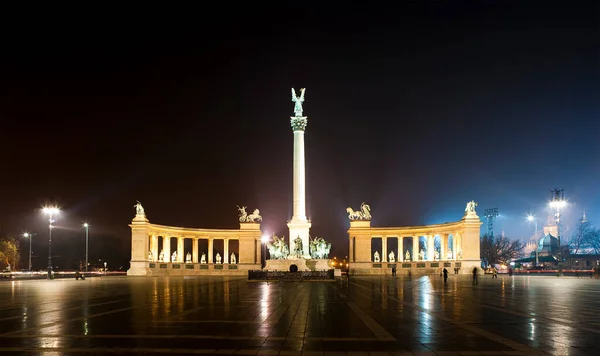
xmin=1 ymin=3 xmax=598 ymax=269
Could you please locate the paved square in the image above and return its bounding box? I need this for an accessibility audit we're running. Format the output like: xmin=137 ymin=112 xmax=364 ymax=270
xmin=0 ymin=275 xmax=599 ymax=355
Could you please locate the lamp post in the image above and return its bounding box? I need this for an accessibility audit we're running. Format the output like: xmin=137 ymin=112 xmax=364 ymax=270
xmin=22 ymin=232 xmax=35 ymax=271
xmin=526 ymin=214 xmax=538 ymax=237
xmin=43 ymin=206 xmax=60 ymax=279
xmin=260 ymin=234 xmax=270 ymax=269
xmin=549 ymin=189 xmax=566 ymax=277
xmin=83 ymin=223 xmax=89 ymax=272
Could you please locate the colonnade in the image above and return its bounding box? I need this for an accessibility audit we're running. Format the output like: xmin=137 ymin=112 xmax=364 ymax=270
xmin=148 ymin=235 xmax=243 ymax=264
xmin=371 ymin=234 xmax=462 ymax=262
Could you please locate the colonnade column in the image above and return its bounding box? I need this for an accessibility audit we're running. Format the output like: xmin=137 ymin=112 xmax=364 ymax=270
xmin=208 ymin=238 xmax=214 ymax=263
xmin=177 ymin=237 xmax=184 ymax=262
xmin=398 ymin=237 xmax=404 ymax=262
xmin=427 ymin=235 xmax=435 ymax=260
xmin=349 ymin=237 xmax=354 ymax=263
xmin=224 ymin=239 xmax=229 ymax=264
xmin=192 ymin=238 xmax=198 ymax=263
xmin=382 ymin=237 xmax=387 ymax=262
xmin=151 ymin=235 xmax=158 ymax=261
xmin=163 ymin=236 xmax=171 ymax=262
xmin=441 ymin=234 xmax=447 ymax=260
xmin=256 ymin=238 xmax=260 ymax=264
xmin=412 ymin=236 xmax=419 ymax=261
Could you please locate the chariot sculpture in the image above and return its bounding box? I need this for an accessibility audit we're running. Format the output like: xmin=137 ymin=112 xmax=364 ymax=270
xmin=346 ymin=202 xmax=372 ymax=221
xmin=237 ymin=205 xmax=263 ymax=223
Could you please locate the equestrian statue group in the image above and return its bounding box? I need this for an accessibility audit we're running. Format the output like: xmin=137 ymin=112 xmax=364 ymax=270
xmin=265 ymin=235 xmax=331 ymax=260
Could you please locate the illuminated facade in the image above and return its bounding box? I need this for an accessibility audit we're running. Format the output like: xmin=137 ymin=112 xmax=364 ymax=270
xmin=347 ymin=203 xmax=482 ymax=275
xmin=128 ymin=212 xmax=261 ymax=276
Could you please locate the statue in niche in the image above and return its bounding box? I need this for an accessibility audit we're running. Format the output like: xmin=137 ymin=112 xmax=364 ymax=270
xmin=171 ymin=251 xmax=177 ymax=262
xmin=267 ymin=235 xmax=289 ymax=260
xmin=230 ymin=253 xmax=236 ymax=264
xmin=388 ymin=251 xmax=395 ymax=263
xmin=134 ymin=201 xmax=145 ymax=216
xmin=159 ymin=249 xmax=164 ymax=262
xmin=346 ymin=202 xmax=372 ymax=221
xmin=465 ymin=200 xmax=477 ymax=214
xmin=405 ymin=250 xmax=410 ymax=261
xmin=434 ymin=250 xmax=440 ymax=260
xmin=186 ymin=252 xmax=192 ymax=263
xmin=447 ymin=249 xmax=453 ymax=259
xmin=419 ymin=249 xmax=425 ymax=261
xmin=148 ymin=250 xmax=153 ymax=261
xmin=200 ymin=253 xmax=206 ymax=264
xmin=373 ymin=251 xmax=380 ymax=263
xmin=293 ymin=235 xmax=304 ymax=258
xmin=291 ymin=88 xmax=306 ymax=117
xmin=215 ymin=253 xmax=222 ymax=264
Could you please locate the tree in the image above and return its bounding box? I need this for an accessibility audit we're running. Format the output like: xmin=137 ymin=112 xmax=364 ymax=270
xmin=0 ymin=236 xmax=20 ymax=270
xmin=570 ymin=219 xmax=600 ymax=254
xmin=480 ymin=234 xmax=524 ymax=267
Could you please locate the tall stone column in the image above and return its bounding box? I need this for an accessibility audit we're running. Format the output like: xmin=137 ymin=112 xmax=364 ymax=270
xmin=382 ymin=237 xmax=387 ymax=262
xmin=192 ymin=238 xmax=198 ymax=263
xmin=177 ymin=237 xmax=184 ymax=262
xmin=441 ymin=234 xmax=447 ymax=260
xmin=349 ymin=236 xmax=354 ymax=263
xmin=287 ymin=88 xmax=312 ymax=258
xmin=427 ymin=235 xmax=435 ymax=260
xmin=224 ymin=239 xmax=229 ymax=263
xmin=150 ymin=235 xmax=158 ymax=261
xmin=398 ymin=237 xmax=404 ymax=262
xmin=208 ymin=238 xmax=214 ymax=263
xmin=163 ymin=236 xmax=171 ymax=262
xmin=412 ymin=236 xmax=419 ymax=261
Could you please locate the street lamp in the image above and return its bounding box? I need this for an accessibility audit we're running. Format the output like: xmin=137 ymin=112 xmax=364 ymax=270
xmin=261 ymin=234 xmax=270 ymax=269
xmin=83 ymin=223 xmax=89 ymax=272
xmin=549 ymin=189 xmax=566 ymax=276
xmin=526 ymin=214 xmax=538 ymax=237
xmin=42 ymin=206 xmax=60 ymax=279
xmin=22 ymin=232 xmax=36 ymax=271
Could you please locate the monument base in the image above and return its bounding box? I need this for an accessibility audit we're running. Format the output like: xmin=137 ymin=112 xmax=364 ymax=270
xmin=264 ymin=258 xmax=309 ymax=271
xmin=305 ymin=259 xmax=331 ymax=271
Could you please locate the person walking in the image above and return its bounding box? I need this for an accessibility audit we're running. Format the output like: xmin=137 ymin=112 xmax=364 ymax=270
xmin=492 ymin=267 xmax=498 ymax=279
xmin=472 ymin=267 xmax=479 ymax=285
xmin=443 ymin=268 xmax=448 ymax=283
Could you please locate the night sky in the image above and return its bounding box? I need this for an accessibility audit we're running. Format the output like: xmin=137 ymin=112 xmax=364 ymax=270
xmin=0 ymin=3 xmax=598 ymax=269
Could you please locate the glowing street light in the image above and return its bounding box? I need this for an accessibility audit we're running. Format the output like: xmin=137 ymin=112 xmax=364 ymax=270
xmin=22 ymin=232 xmax=36 ymax=271
xmin=83 ymin=223 xmax=89 ymax=272
xmin=42 ymin=206 xmax=60 ymax=279
xmin=526 ymin=214 xmax=538 ymax=237
xmin=260 ymin=233 xmax=270 ymax=269
xmin=549 ymin=189 xmax=566 ymax=276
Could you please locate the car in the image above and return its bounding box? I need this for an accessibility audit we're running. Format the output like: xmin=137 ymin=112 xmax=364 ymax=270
xmin=0 ymin=270 xmax=13 ymax=279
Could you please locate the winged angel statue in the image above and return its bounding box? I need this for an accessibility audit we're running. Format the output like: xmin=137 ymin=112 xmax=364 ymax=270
xmin=291 ymin=88 xmax=306 ymax=117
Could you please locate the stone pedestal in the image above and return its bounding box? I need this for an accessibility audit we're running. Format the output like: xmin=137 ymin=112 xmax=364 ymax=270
xmin=306 ymin=259 xmax=331 ymax=271
xmin=264 ymin=258 xmax=309 ymax=271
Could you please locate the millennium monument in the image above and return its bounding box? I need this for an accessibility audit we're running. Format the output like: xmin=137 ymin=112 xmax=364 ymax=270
xmin=346 ymin=200 xmax=482 ymax=275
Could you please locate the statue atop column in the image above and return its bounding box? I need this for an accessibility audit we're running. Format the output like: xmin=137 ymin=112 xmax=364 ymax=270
xmin=464 ymin=200 xmax=478 ymax=217
xmin=291 ymin=88 xmax=306 ymax=117
xmin=237 ymin=205 xmax=262 ymax=222
xmin=346 ymin=202 xmax=372 ymax=221
xmin=134 ymin=201 xmax=145 ymax=217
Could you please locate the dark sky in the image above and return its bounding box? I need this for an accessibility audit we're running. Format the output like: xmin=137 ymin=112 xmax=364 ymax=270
xmin=0 ymin=2 xmax=598 ymax=267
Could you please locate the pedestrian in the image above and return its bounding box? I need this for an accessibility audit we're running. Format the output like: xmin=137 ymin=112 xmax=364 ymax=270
xmin=472 ymin=267 xmax=478 ymax=285
xmin=508 ymin=267 xmax=513 ymax=276
xmin=492 ymin=267 xmax=497 ymax=279
xmin=391 ymin=267 xmax=396 ymax=277
xmin=443 ymin=268 xmax=448 ymax=283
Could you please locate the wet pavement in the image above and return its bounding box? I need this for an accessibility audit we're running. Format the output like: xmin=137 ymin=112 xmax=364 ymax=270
xmin=0 ymin=274 xmax=599 ymax=355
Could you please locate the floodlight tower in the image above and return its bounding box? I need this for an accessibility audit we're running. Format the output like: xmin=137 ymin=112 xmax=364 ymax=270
xmin=549 ymin=189 xmax=566 ymax=276
xmin=484 ymin=208 xmax=499 ymax=236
